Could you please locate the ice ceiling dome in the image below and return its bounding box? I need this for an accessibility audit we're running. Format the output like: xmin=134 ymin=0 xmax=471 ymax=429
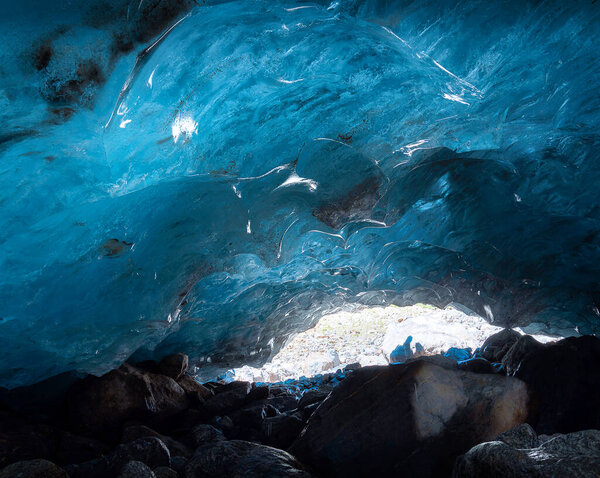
xmin=1 ymin=0 xmax=599 ymax=387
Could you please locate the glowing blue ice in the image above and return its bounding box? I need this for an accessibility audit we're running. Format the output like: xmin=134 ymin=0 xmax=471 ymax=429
xmin=1 ymin=0 xmax=599 ymax=387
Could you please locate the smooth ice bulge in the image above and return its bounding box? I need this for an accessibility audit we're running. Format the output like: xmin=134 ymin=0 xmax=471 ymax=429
xmin=0 ymin=0 xmax=599 ymax=387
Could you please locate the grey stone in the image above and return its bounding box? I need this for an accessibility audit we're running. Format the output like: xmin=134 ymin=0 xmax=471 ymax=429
xmin=204 ymin=382 xmax=251 ymax=415
xmin=122 ymin=425 xmax=192 ymax=458
xmin=184 ymin=440 xmax=312 ymax=477
xmin=187 ymin=424 xmax=226 ymax=448
xmin=0 ymin=459 xmax=68 ymax=478
xmin=495 ymin=423 xmax=539 ymax=448
xmin=453 ymin=429 xmax=600 ymax=477
xmin=117 ymin=460 xmax=156 ymax=478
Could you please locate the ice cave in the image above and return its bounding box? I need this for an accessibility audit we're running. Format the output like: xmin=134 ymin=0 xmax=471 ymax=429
xmin=0 ymin=0 xmax=599 ymax=476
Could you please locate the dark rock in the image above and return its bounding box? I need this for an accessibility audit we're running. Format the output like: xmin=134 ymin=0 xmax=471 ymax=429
xmin=453 ymin=429 xmax=600 ymax=477
xmin=261 ymin=413 xmax=304 ymax=450
xmin=170 ymin=456 xmax=187 ymax=476
xmin=0 ymin=371 xmax=84 ymax=421
xmin=117 ymin=460 xmax=156 ymax=478
xmin=214 ymin=381 xmax=252 ymax=396
xmin=55 ymin=430 xmax=109 ymax=465
xmin=0 ymin=459 xmax=68 ymax=478
xmin=67 ymin=363 xmax=188 ymax=438
xmin=157 ymin=409 xmax=205 ymax=436
xmin=510 ymin=335 xmax=600 ymax=434
xmin=230 ymin=404 xmax=268 ymax=429
xmin=154 ymin=466 xmax=179 ymax=478
xmin=122 ymin=425 xmax=192 ymax=458
xmin=210 ymin=416 xmax=235 ymax=436
xmin=158 ymin=354 xmax=189 ymax=381
xmin=184 ymin=440 xmax=312 ymax=477
xmin=0 ymin=410 xmax=56 ymax=468
xmin=495 ymin=423 xmax=539 ymax=449
xmin=266 ymin=395 xmax=300 ymax=414
xmin=187 ymin=424 xmax=225 ymax=448
xmin=66 ymin=437 xmax=170 ymax=478
xmin=501 ymin=334 xmax=544 ymax=375
xmin=177 ymin=376 xmax=213 ymax=405
xmin=480 ymin=329 xmax=521 ymax=363
xmin=111 ymin=437 xmax=171 ymax=470
xmin=290 ymin=360 xmax=529 ymax=477
xmin=298 ymin=390 xmax=329 ymax=409
xmin=300 ymin=402 xmax=320 ymax=422
xmin=457 ymin=357 xmax=495 ymax=374
xmin=247 ymin=385 xmax=270 ymax=402
xmin=204 ymin=382 xmax=250 ymax=416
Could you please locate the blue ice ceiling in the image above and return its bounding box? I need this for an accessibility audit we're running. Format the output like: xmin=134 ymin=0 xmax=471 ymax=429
xmin=1 ymin=0 xmax=599 ymax=387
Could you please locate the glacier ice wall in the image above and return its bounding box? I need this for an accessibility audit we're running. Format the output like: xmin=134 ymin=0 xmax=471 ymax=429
xmin=0 ymin=0 xmax=599 ymax=386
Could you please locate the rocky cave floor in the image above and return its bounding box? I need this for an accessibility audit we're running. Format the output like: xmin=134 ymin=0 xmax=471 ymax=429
xmin=1 ymin=319 xmax=600 ymax=477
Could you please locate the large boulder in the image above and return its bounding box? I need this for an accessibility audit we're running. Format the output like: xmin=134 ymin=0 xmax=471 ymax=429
xmin=453 ymin=427 xmax=600 ymax=477
xmin=67 ymin=363 xmax=189 ymax=437
xmin=508 ymin=335 xmax=600 ymax=434
xmin=184 ymin=440 xmax=312 ymax=477
xmin=289 ymin=360 xmax=529 ymax=477
xmin=0 ymin=459 xmax=68 ymax=478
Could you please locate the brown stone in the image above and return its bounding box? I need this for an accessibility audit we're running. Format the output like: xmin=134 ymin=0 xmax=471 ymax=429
xmin=158 ymin=354 xmax=189 ymax=381
xmin=67 ymin=363 xmax=188 ymax=437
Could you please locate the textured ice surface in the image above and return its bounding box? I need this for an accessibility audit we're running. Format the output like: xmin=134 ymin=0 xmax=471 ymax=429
xmin=0 ymin=0 xmax=599 ymax=387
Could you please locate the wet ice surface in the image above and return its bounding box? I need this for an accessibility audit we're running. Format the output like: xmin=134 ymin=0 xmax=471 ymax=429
xmin=226 ymin=304 xmax=562 ymax=384
xmin=0 ymin=0 xmax=599 ymax=387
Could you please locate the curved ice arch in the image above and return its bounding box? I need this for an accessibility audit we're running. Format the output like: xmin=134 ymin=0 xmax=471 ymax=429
xmin=0 ymin=0 xmax=599 ymax=387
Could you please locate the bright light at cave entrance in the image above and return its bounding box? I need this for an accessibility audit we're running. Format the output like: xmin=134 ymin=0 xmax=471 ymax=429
xmin=228 ymin=304 xmax=564 ymax=384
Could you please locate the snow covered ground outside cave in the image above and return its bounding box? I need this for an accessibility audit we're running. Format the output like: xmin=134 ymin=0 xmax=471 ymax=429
xmin=225 ymin=304 xmax=563 ymax=383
